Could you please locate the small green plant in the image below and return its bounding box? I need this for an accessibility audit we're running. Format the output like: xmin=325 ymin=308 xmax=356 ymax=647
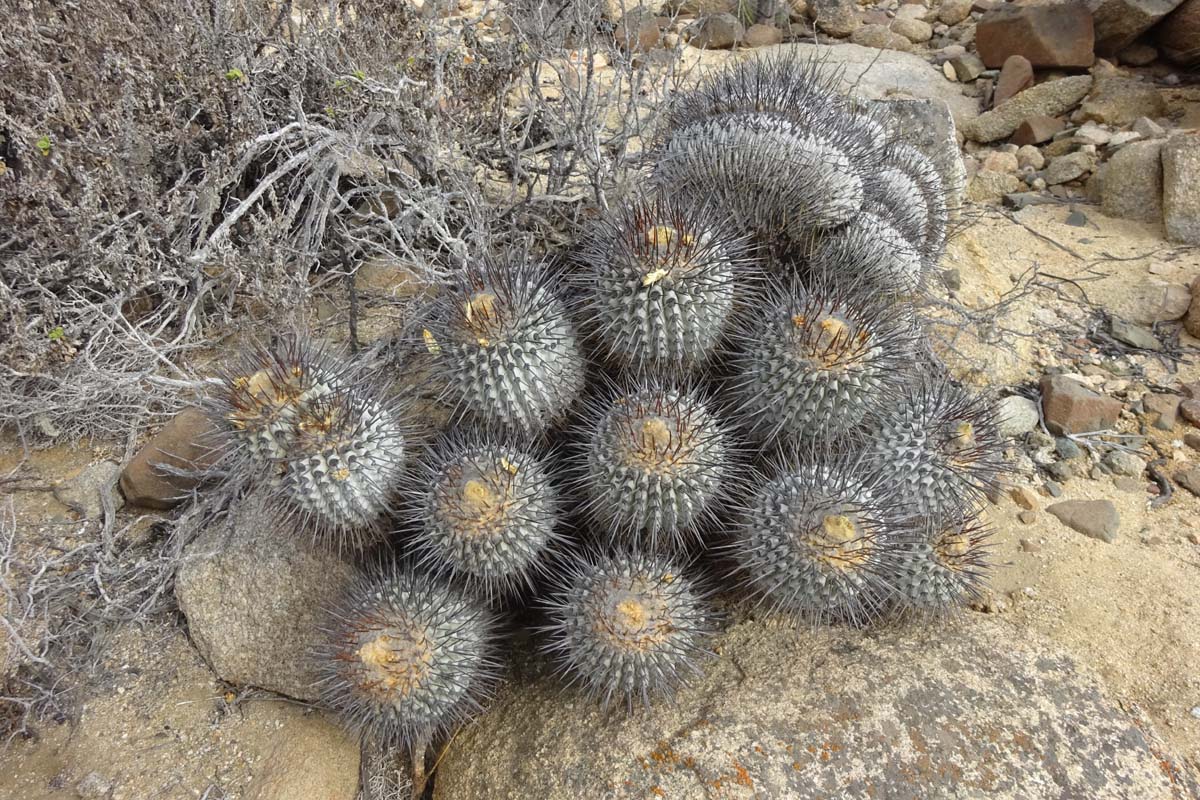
xmin=224 ymin=67 xmax=245 ymax=81
xmin=47 ymin=326 xmax=65 ymax=341
xmin=34 ymin=136 xmax=51 ymax=156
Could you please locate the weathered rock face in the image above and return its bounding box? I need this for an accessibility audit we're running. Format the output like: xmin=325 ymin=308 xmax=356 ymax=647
xmin=245 ymin=705 xmax=360 ymax=800
xmin=1077 ymin=76 xmax=1167 ymax=126
xmin=809 ymin=0 xmax=862 ymax=36
xmin=1090 ymin=0 xmax=1185 ymax=55
xmin=1046 ymin=498 xmax=1121 ymax=542
xmin=872 ymin=98 xmax=968 ymax=211
xmin=1157 ymin=0 xmax=1200 ymax=66
xmin=175 ymin=494 xmax=357 ymax=702
xmin=993 ymin=54 xmax=1033 ymax=106
xmin=976 ymin=2 xmax=1095 ymax=67
xmin=433 ymin=619 xmax=1197 ymax=800
xmin=120 ymin=407 xmax=222 ymax=510
xmin=1102 ymin=140 xmax=1163 ymax=222
xmin=691 ymin=12 xmax=744 ymax=48
xmin=1040 ymin=374 xmax=1122 ymax=434
xmin=963 ymin=75 xmax=1092 ymax=143
xmin=1163 ymin=133 xmax=1200 ymax=245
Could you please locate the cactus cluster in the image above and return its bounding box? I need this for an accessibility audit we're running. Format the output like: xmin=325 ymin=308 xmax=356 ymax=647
xmin=194 ymin=52 xmax=1003 ymax=760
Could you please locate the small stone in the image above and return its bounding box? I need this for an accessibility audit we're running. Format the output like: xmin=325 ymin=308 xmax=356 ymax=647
xmin=1142 ymin=393 xmax=1181 ymax=430
xmin=892 ymin=15 xmax=934 ymax=41
xmin=976 ymin=2 xmax=1095 ymax=68
xmin=993 ymin=54 xmax=1034 ymax=105
xmin=1102 ymin=140 xmax=1164 ymax=223
xmin=850 ymin=23 xmax=914 ymax=50
xmin=1018 ymin=511 xmax=1038 ymax=525
xmin=1192 ymin=706 xmax=1200 ymax=719
xmin=53 ymin=460 xmax=123 ymax=520
xmin=941 ymin=268 xmax=962 ymax=290
xmin=1040 ymin=374 xmax=1123 ymax=435
xmin=1103 ymin=450 xmax=1146 ymax=477
xmin=810 ymin=0 xmax=862 ymax=36
xmin=1174 ymin=465 xmax=1200 ymax=497
xmin=938 ymin=0 xmax=973 ymax=25
xmin=997 ymin=395 xmax=1040 ymax=437
xmin=1119 ymin=42 xmax=1159 ymax=65
xmin=1182 ymin=399 xmax=1200 ymax=427
xmin=76 ymin=772 xmax=114 ymax=800
xmin=1046 ymin=461 xmax=1074 ymax=482
xmin=1011 ymin=486 xmax=1039 ymax=509
xmin=1065 ymin=210 xmax=1089 ymax=226
xmin=969 ymin=170 xmax=1023 ymax=202
xmin=1112 ymin=476 xmax=1143 ymax=492
xmin=690 ymin=12 xmax=743 ymax=48
xmin=1043 ymin=480 xmax=1063 ymax=497
xmin=1055 ymin=437 xmax=1083 ymax=460
xmin=1132 ymin=116 xmax=1166 ymax=138
xmin=1078 ymin=77 xmax=1168 ymax=127
xmin=1046 ymin=499 xmax=1121 ymax=543
xmin=1184 ymin=432 xmax=1200 ymax=451
xmin=1011 ymin=115 xmax=1068 ymax=146
xmin=1074 ymin=122 xmax=1112 ymax=146
xmin=1019 ymin=536 xmax=1041 ymax=549
xmin=936 ymin=43 xmax=968 ymax=61
xmin=120 ymin=407 xmax=222 ymax=509
xmin=943 ymin=61 xmax=957 ymax=80
xmin=615 ymin=9 xmax=662 ymax=52
xmin=1163 ymin=134 xmax=1200 ymax=245
xmin=743 ymin=22 xmax=784 ymax=46
xmin=1045 ymin=151 xmax=1094 ymax=185
xmin=981 ymin=150 xmax=1019 ymax=173
xmin=1107 ymin=131 xmax=1142 ymax=149
xmin=1110 ymin=318 xmax=1163 ymax=351
xmin=950 ymin=52 xmax=986 ymax=81
xmin=1016 ymin=144 xmax=1045 ymax=169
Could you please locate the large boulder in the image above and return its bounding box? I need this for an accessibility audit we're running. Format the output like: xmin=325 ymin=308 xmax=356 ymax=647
xmin=962 ymin=75 xmax=1092 ymax=143
xmin=1089 ymin=0 xmax=1186 ymax=55
xmin=1163 ymin=132 xmax=1200 ymax=245
xmin=869 ymin=98 xmax=968 ymax=211
xmin=976 ymin=2 xmax=1095 ymax=68
xmin=1101 ymin=139 xmax=1163 ymax=222
xmin=1157 ymin=0 xmax=1200 ymax=66
xmin=175 ymin=494 xmax=356 ymax=701
xmin=434 ymin=618 xmax=1197 ymax=799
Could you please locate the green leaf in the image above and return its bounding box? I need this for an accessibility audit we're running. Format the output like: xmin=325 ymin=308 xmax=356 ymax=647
xmin=35 ymin=135 xmax=52 ymax=156
xmin=224 ymin=67 xmax=245 ymax=81
xmin=352 ymin=69 xmax=366 ymax=81
xmin=48 ymin=326 xmax=65 ymax=341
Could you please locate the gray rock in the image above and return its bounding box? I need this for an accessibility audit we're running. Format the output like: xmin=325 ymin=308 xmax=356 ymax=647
xmin=874 ymin=98 xmax=968 ymax=209
xmin=175 ymin=494 xmax=356 ymax=701
xmin=1078 ymin=76 xmax=1168 ymax=126
xmin=434 ymin=619 xmax=1196 ymax=800
xmin=1177 ymin=466 xmax=1200 ymax=497
xmin=809 ymin=0 xmax=862 ymax=36
xmin=1055 ymin=437 xmax=1083 ymax=460
xmin=997 ymin=395 xmax=1039 ymax=437
xmin=850 ymin=23 xmax=915 ymax=51
xmin=53 ymin=460 xmax=123 ymax=520
xmin=1088 ymin=0 xmax=1185 ymax=55
xmin=1142 ymin=393 xmax=1182 ymax=430
xmin=1109 ymin=280 xmax=1193 ymax=325
xmin=1047 ymin=498 xmax=1121 ymax=542
xmin=1045 ymin=151 xmax=1094 ymax=184
xmin=1103 ymin=450 xmax=1146 ymax=477
xmin=1133 ymin=116 xmax=1167 ymax=138
xmin=1102 ymin=140 xmax=1164 ymax=222
xmin=668 ymin=0 xmax=735 ymax=13
xmin=963 ymin=75 xmax=1092 ymax=143
xmin=949 ymin=52 xmax=986 ymax=81
xmin=690 ymin=13 xmax=743 ymax=48
xmin=1163 ymin=134 xmax=1200 ymax=245
xmin=1110 ymin=318 xmax=1163 ymax=350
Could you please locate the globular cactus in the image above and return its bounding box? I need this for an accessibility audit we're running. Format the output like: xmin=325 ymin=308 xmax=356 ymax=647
xmin=885 ymin=512 xmax=991 ymax=616
xmin=729 ymin=273 xmax=918 ymax=446
xmin=870 ymin=371 xmax=1004 ymax=522
xmin=729 ymin=455 xmax=901 ymax=626
xmin=540 ymin=549 xmax=717 ymax=709
xmin=408 ymin=432 xmax=561 ymax=600
xmin=807 ymin=206 xmax=927 ymax=297
xmin=573 ymin=193 xmax=753 ymax=376
xmin=577 ymin=381 xmax=737 ymax=551
xmin=868 ymin=141 xmax=948 ymax=269
xmin=421 ymin=258 xmax=587 ymax=440
xmin=315 ymin=561 xmax=500 ymax=748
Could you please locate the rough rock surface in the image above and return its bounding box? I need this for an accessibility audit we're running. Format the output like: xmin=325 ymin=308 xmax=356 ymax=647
xmin=976 ymin=2 xmax=1095 ymax=67
xmin=850 ymin=24 xmax=914 ymax=51
xmin=1163 ymin=134 xmax=1200 ymax=245
xmin=996 ymin=395 xmax=1039 ymax=437
xmin=1047 ymin=499 xmax=1121 ymax=542
xmin=963 ymin=75 xmax=1091 ymax=143
xmin=691 ymin=13 xmax=743 ymax=48
xmin=1078 ymin=77 xmax=1167 ymax=126
xmin=1090 ymin=0 xmax=1186 ymax=55
xmin=809 ymin=0 xmax=862 ymax=36
xmin=1157 ymin=0 xmax=1200 ymax=66
xmin=1102 ymin=140 xmax=1164 ymax=222
xmin=1011 ymin=114 xmax=1067 ymax=146
xmin=1040 ymin=374 xmax=1122 ymax=434
xmin=993 ymin=54 xmax=1033 ymax=106
xmin=871 ymin=98 xmax=968 ymax=209
xmin=245 ymin=707 xmax=360 ymax=800
xmin=434 ymin=619 xmax=1196 ymax=800
xmin=120 ymin=407 xmax=222 ymax=509
xmin=175 ymin=494 xmax=356 ymax=701
xmin=1108 ymin=279 xmax=1192 ymax=324
xmin=54 ymin=460 xmax=123 ymax=520
xmin=1045 ymin=151 xmax=1094 ymax=185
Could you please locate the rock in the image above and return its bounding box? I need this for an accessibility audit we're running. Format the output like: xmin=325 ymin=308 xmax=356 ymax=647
xmin=1055 ymin=437 xmax=1083 ymax=460
xmin=938 ymin=0 xmax=973 ymax=24
xmin=1011 ymin=114 xmax=1067 ymax=145
xmin=809 ymin=0 xmax=861 ymax=36
xmin=690 ymin=12 xmax=743 ymax=48
xmin=1016 ymin=143 xmax=1045 ymax=169
xmin=175 ymin=494 xmax=356 ymax=701
xmin=1188 ymin=278 xmax=1200 ymax=338
xmin=981 ymin=150 xmax=1018 ymax=173
xmin=1090 ymin=0 xmax=1186 ymax=56
xmin=1119 ymin=42 xmax=1159 ymax=65
xmin=993 ymin=54 xmax=1033 ymax=105
xmin=1018 ymin=510 xmax=1038 ymax=524
xmin=75 ymin=772 xmax=114 ymax=799
xmin=1040 ymin=374 xmax=1122 ymax=434
xmin=120 ymin=407 xmax=222 ymax=510
xmin=891 ymin=15 xmax=934 ymax=41
xmin=1045 ymin=151 xmax=1094 ymax=184
xmin=1185 ymin=431 xmax=1200 ymax=451
xmin=1108 ymin=131 xmax=1142 ymax=148
xmin=1175 ymin=465 xmax=1200 ymax=497
xmin=1109 ymin=280 xmax=1192 ymax=324
xmin=873 ymin=98 xmax=968 ymax=208
xmin=1163 ymin=134 xmax=1200 ymax=245
xmin=1110 ymin=318 xmax=1162 ymax=350
xmin=1113 ymin=476 xmax=1143 ymax=492
xmin=976 ymin=2 xmax=1095 ymax=68
xmin=1047 ymin=499 xmax=1121 ymax=543
xmin=434 ymin=618 xmax=1196 ymax=800
xmin=615 ymin=9 xmax=661 ymax=52
xmin=1157 ymin=0 xmax=1200 ymax=66
xmin=997 ymin=394 xmax=1040 ymax=437
xmin=1133 ymin=117 xmax=1166 ymax=139
xmin=964 ymin=75 xmax=1091 ymax=143
xmin=669 ymin=0 xmax=735 ymax=13
xmin=743 ymin=21 xmax=784 ymax=45
xmin=969 ymin=170 xmax=1023 ymax=201
xmin=1011 ymin=485 xmax=1039 ymax=509
xmin=850 ymin=23 xmax=914 ymax=50
xmin=943 ymin=60 xmax=957 ymax=80
xmin=54 ymin=460 xmax=122 ymax=520
xmin=949 ymin=52 xmax=986 ymax=80
xmin=1182 ymin=399 xmax=1200 ymax=427
xmin=1103 ymin=450 xmax=1146 ymax=476
xmin=1142 ymin=393 xmax=1181 ymax=429
xmin=1074 ymin=122 xmax=1112 ymax=146
xmin=1078 ymin=77 xmax=1167 ymax=126
xmin=1102 ymin=140 xmax=1164 ymax=222
xmin=245 ymin=706 xmax=360 ymax=800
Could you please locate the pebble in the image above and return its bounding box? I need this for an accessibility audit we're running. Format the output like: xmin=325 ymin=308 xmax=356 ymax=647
xmin=1174 ymin=466 xmax=1200 ymax=497
xmin=1019 ymin=537 xmax=1041 ymax=550
xmin=1184 ymin=432 xmax=1200 ymax=452
xmin=1103 ymin=450 xmax=1146 ymax=477
xmin=996 ymin=395 xmax=1040 ymax=437
xmin=1112 ymin=476 xmax=1143 ymax=493
xmin=1043 ymin=480 xmax=1063 ymax=497
xmin=1055 ymin=438 xmax=1083 ymax=460
xmin=1011 ymin=486 xmax=1039 ymax=510
xmin=1018 ymin=511 xmax=1038 ymax=525
xmin=1192 ymin=707 xmax=1200 ymax=720
xmin=1046 ymin=499 xmax=1121 ymax=543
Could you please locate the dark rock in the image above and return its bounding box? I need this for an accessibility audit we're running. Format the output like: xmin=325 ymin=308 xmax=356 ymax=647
xmin=690 ymin=13 xmax=744 ymax=48
xmin=433 ymin=619 xmax=1196 ymax=800
xmin=120 ymin=407 xmax=222 ymax=510
xmin=941 ymin=268 xmax=962 ymax=290
xmin=1180 ymin=398 xmax=1200 ymax=427
xmin=1055 ymin=437 xmax=1083 ymax=460
xmin=1157 ymin=0 xmax=1200 ymax=67
xmin=1078 ymin=77 xmax=1167 ymax=126
xmin=1163 ymin=133 xmax=1200 ymax=245
xmin=1102 ymin=140 xmax=1163 ymax=222
xmin=1011 ymin=114 xmax=1068 ymax=146
xmin=1090 ymin=0 xmax=1186 ymax=56
xmin=1188 ymin=275 xmax=1200 ymax=338
xmin=1047 ymin=499 xmax=1121 ymax=542
xmin=1040 ymin=374 xmax=1123 ymax=434
xmin=1119 ymin=42 xmax=1159 ymax=65
xmin=976 ymin=2 xmax=1095 ymax=68
xmin=1142 ymin=393 xmax=1181 ymax=430
xmin=994 ymin=54 xmax=1034 ymax=105
xmin=1046 ymin=461 xmax=1074 ymax=482
xmin=1110 ymin=318 xmax=1163 ymax=351
xmin=1065 ymin=209 xmax=1088 ymax=226
xmin=809 ymin=0 xmax=861 ymax=36
xmin=1174 ymin=466 xmax=1200 ymax=497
